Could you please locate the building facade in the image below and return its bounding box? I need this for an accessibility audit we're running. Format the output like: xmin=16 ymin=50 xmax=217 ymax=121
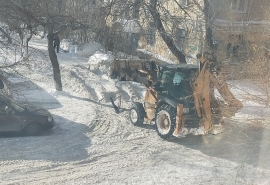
xmin=210 ymin=0 xmax=270 ymax=61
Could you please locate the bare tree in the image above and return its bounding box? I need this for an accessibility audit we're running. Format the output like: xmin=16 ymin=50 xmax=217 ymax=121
xmin=104 ymin=0 xmax=210 ymax=64
xmin=147 ymin=0 xmax=186 ymax=63
xmin=0 ymin=0 xmax=106 ymax=91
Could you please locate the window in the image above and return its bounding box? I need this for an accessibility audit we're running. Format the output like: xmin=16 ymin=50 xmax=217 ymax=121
xmin=171 ymin=72 xmax=186 ymax=99
xmin=9 ymin=100 xmax=25 ymax=112
xmin=158 ymin=70 xmax=172 ymax=91
xmin=232 ymin=0 xmax=248 ymax=13
xmin=180 ymin=0 xmax=189 ymax=7
xmin=173 ymin=72 xmax=184 ymax=85
xmin=226 ymin=34 xmax=243 ymax=58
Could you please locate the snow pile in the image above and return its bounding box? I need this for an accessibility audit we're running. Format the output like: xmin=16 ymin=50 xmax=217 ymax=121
xmin=88 ymin=51 xmax=115 ymax=75
xmin=77 ymin=42 xmax=106 ymax=58
xmin=59 ymin=39 xmax=71 ymax=52
xmin=116 ymin=81 xmax=145 ymax=100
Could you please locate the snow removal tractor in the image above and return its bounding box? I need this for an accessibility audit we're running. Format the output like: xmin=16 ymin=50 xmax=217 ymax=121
xmin=109 ymin=59 xmax=159 ymax=84
xmin=128 ymin=53 xmax=243 ymax=139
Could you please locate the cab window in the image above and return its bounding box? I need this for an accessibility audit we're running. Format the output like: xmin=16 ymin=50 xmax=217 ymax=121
xmin=158 ymin=70 xmax=172 ymax=92
xmin=173 ymin=72 xmax=184 ymax=85
xmin=9 ymin=99 xmax=25 ymax=112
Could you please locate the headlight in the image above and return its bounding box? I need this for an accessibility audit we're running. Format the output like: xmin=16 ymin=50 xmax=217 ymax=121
xmin=48 ymin=116 xmax=53 ymax=122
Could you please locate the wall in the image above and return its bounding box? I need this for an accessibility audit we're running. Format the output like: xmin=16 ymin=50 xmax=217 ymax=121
xmin=211 ymin=0 xmax=270 ymax=62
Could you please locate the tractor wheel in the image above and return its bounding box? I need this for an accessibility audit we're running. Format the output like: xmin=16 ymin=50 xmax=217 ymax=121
xmin=24 ymin=123 xmax=42 ymax=136
xmin=129 ymin=102 xmax=145 ymax=126
xmin=155 ymin=104 xmax=176 ymax=139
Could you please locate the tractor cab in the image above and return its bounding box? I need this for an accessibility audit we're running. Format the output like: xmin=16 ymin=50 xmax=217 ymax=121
xmin=154 ymin=64 xmax=199 ymax=115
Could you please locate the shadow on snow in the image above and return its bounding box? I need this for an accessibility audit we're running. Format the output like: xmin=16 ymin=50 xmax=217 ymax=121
xmin=169 ymin=119 xmax=270 ymax=170
xmin=0 ymin=114 xmax=92 ymax=162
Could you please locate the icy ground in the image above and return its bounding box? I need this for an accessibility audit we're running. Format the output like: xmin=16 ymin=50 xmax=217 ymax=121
xmin=0 ymin=37 xmax=270 ymax=184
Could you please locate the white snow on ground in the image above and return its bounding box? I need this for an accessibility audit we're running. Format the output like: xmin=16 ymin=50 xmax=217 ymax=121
xmin=0 ymin=36 xmax=270 ymax=184
xmin=77 ymin=42 xmax=106 ymax=58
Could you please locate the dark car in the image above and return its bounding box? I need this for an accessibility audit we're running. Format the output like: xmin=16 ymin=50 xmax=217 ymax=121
xmin=0 ymin=95 xmax=54 ymax=136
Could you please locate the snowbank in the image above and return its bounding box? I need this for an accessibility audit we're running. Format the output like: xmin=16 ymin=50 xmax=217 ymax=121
xmin=59 ymin=39 xmax=70 ymax=52
xmin=88 ymin=51 xmax=115 ymax=74
xmin=77 ymin=42 xmax=106 ymax=58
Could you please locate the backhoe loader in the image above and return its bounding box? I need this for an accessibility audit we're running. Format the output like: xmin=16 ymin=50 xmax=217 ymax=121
xmin=129 ymin=53 xmax=243 ymax=139
xmin=109 ymin=59 xmax=158 ymax=84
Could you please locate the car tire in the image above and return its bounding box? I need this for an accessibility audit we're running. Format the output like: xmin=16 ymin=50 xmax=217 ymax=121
xmin=155 ymin=104 xmax=176 ymax=139
xmin=129 ymin=102 xmax=145 ymax=126
xmin=24 ymin=123 xmax=42 ymax=136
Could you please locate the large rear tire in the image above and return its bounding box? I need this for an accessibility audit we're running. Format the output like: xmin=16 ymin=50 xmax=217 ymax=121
xmin=155 ymin=104 xmax=176 ymax=139
xmin=24 ymin=123 xmax=42 ymax=136
xmin=129 ymin=102 xmax=145 ymax=126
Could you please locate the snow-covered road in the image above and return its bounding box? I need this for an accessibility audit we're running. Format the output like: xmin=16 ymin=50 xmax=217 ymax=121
xmin=0 ymin=37 xmax=269 ymax=184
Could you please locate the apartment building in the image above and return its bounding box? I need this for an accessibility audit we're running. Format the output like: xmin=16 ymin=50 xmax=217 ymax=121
xmin=210 ymin=0 xmax=270 ymax=61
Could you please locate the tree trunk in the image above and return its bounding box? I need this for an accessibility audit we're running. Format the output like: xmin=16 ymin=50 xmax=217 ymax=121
xmin=204 ymin=0 xmax=214 ymax=51
xmin=133 ymin=0 xmax=142 ymax=19
xmin=47 ymin=30 xmax=62 ymax=91
xmin=149 ymin=0 xmax=186 ymax=64
xmin=26 ymin=33 xmax=33 ymax=54
xmin=18 ymin=29 xmax=24 ymax=56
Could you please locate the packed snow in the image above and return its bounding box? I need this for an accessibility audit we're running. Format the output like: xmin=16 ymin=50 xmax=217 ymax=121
xmin=0 ymin=36 xmax=270 ymax=184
